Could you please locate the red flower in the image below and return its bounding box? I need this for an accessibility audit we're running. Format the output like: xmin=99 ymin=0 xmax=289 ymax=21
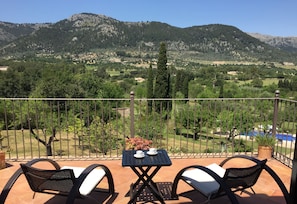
xmin=125 ymin=136 xmax=153 ymax=150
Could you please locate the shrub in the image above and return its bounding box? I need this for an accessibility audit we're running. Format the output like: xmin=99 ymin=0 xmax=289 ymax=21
xmin=255 ymin=133 xmax=276 ymax=147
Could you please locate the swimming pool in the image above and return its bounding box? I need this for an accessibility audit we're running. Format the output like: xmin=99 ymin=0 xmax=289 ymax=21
xmin=275 ymin=133 xmax=296 ymax=142
xmin=241 ymin=131 xmax=296 ymax=142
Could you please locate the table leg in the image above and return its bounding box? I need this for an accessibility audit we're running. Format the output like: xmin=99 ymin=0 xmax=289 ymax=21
xmin=128 ymin=166 xmax=165 ymax=204
xmin=131 ymin=166 xmax=152 ymax=189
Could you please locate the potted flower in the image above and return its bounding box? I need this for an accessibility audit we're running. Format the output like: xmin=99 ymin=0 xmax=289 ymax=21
xmin=125 ymin=136 xmax=153 ymax=150
xmin=255 ymin=133 xmax=276 ymax=160
xmin=0 ymin=130 xmax=6 ymax=169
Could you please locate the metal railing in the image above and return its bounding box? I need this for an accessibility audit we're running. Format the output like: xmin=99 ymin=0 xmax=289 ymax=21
xmin=0 ymin=91 xmax=296 ymax=167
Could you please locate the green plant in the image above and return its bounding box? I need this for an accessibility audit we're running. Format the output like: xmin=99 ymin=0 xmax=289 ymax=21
xmin=255 ymin=133 xmax=276 ymax=147
xmin=233 ymin=139 xmax=253 ymax=152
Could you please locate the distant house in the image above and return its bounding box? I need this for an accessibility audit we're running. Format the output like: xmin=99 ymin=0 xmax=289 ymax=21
xmin=0 ymin=66 xmax=8 ymax=71
xmin=227 ymin=71 xmax=238 ymax=76
xmin=135 ymin=77 xmax=145 ymax=83
xmin=283 ymin=62 xmax=294 ymax=66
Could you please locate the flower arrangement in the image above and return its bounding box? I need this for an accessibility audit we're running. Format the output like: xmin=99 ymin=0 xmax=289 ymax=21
xmin=0 ymin=130 xmax=4 ymax=151
xmin=125 ymin=136 xmax=153 ymax=150
xmin=0 ymin=130 xmax=6 ymax=169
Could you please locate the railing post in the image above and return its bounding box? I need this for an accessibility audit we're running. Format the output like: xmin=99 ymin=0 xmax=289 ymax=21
xmin=290 ymin=126 xmax=297 ymax=203
xmin=272 ymin=90 xmax=279 ymax=137
xmin=130 ymin=91 xmax=135 ymax=138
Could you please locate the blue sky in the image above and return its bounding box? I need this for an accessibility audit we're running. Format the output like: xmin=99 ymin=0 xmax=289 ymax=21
xmin=1 ymin=0 xmax=296 ymax=37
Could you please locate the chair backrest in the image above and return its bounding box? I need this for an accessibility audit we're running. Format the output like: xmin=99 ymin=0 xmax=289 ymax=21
xmin=20 ymin=164 xmax=76 ymax=194
xmin=221 ymin=159 xmax=267 ymax=192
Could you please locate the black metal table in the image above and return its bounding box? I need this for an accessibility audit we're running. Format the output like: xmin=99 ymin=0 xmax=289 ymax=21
xmin=122 ymin=149 xmax=172 ymax=204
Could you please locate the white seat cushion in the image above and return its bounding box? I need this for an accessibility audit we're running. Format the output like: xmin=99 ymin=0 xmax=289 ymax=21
xmin=61 ymin=166 xmax=106 ymax=196
xmin=181 ymin=163 xmax=226 ymax=197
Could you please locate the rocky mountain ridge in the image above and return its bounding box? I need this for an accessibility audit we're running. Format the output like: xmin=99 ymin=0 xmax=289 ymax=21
xmin=0 ymin=21 xmax=50 ymax=46
xmin=248 ymin=33 xmax=297 ymax=52
xmin=0 ymin=13 xmax=296 ymax=63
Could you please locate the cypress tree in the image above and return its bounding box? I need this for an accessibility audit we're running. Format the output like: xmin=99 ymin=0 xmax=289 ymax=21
xmin=182 ymin=74 xmax=189 ymax=98
xmin=154 ymin=42 xmax=171 ymax=112
xmin=175 ymin=70 xmax=182 ymax=94
xmin=147 ymin=63 xmax=153 ymax=113
xmin=219 ymin=84 xmax=224 ymax=98
xmin=175 ymin=70 xmax=192 ymax=102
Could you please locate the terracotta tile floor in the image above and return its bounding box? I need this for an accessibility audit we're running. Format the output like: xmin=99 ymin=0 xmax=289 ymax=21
xmin=0 ymin=157 xmax=292 ymax=204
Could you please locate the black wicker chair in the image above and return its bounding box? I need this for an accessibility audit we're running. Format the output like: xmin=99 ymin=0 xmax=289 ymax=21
xmin=171 ymin=155 xmax=267 ymax=204
xmin=0 ymin=158 xmax=115 ymax=204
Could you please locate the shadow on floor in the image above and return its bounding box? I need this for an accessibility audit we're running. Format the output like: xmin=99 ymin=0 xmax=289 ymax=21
xmin=43 ymin=189 xmax=119 ymax=204
xmin=177 ymin=190 xmax=287 ymax=204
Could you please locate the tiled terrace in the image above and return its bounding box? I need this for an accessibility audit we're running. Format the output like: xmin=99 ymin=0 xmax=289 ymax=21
xmin=0 ymin=156 xmax=292 ymax=204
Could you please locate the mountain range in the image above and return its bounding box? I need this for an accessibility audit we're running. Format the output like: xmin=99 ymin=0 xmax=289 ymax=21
xmin=248 ymin=33 xmax=297 ymax=53
xmin=0 ymin=13 xmax=296 ymax=64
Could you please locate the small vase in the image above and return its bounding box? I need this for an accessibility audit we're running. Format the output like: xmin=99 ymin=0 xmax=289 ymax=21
xmin=0 ymin=151 xmax=5 ymax=169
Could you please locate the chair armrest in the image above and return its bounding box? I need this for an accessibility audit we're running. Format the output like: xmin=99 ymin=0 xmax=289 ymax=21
xmin=219 ymin=155 xmax=266 ymax=167
xmin=171 ymin=164 xmax=239 ymax=204
xmin=65 ymin=164 xmax=114 ymax=204
xmin=25 ymin=158 xmax=61 ymax=169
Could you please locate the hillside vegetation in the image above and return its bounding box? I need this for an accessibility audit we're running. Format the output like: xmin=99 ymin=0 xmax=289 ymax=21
xmin=0 ymin=13 xmax=297 ymax=100
xmin=0 ymin=13 xmax=296 ymax=64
